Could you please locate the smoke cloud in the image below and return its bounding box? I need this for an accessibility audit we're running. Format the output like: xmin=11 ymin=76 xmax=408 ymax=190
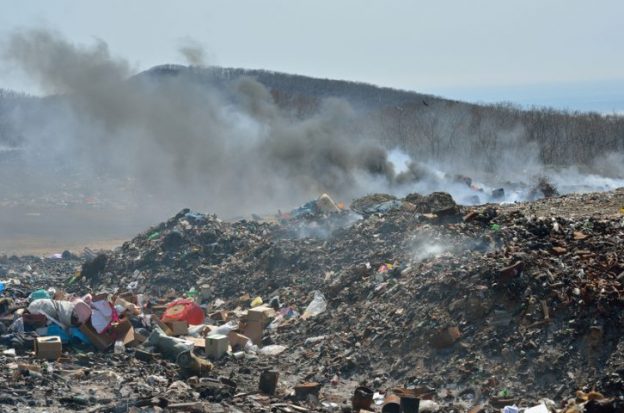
xmin=1 ymin=28 xmax=623 ymax=254
xmin=1 ymin=28 xmax=401 ymax=222
xmin=178 ymin=38 xmax=208 ymax=66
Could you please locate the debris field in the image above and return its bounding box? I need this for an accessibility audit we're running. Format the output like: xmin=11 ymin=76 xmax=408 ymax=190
xmin=1 ymin=189 xmax=624 ymax=412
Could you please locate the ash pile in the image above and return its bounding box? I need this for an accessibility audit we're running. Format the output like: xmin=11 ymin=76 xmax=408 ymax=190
xmin=1 ymin=189 xmax=624 ymax=413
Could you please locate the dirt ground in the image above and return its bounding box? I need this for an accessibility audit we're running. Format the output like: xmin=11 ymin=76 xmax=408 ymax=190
xmin=0 ymin=205 xmax=155 ymax=256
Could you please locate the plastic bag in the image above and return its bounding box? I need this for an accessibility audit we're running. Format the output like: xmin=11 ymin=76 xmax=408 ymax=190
xmin=259 ymin=344 xmax=287 ymax=356
xmin=29 ymin=289 xmax=51 ymax=301
xmin=244 ymin=339 xmax=258 ymax=353
xmin=161 ymin=298 xmax=205 ymax=325
xmin=212 ymin=320 xmax=238 ymax=336
xmin=302 ymin=291 xmax=327 ymax=319
xmin=187 ymin=324 xmax=207 ymax=337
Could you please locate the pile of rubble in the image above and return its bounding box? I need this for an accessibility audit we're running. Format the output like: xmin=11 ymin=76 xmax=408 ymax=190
xmin=1 ymin=189 xmax=624 ymax=412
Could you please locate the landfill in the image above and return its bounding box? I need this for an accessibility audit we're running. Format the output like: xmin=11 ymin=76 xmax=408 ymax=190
xmin=1 ymin=189 xmax=624 ymax=412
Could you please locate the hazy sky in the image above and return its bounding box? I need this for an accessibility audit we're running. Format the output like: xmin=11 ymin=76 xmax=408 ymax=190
xmin=1 ymin=0 xmax=623 ymax=111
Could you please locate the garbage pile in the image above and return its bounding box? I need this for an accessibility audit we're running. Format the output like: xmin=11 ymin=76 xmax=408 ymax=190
xmin=1 ymin=189 xmax=624 ymax=412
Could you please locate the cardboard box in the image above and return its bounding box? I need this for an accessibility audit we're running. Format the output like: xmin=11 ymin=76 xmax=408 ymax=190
xmin=227 ymin=331 xmax=251 ymax=351
xmin=34 ymin=336 xmax=62 ymax=360
xmin=115 ymin=297 xmax=141 ymax=316
xmin=153 ymin=317 xmax=174 ymax=336
xmin=165 ymin=320 xmax=189 ymax=336
xmin=205 ymin=334 xmax=228 ymax=359
xmin=79 ymin=322 xmax=113 ymax=351
xmin=247 ymin=306 xmax=275 ymax=324
xmin=242 ymin=320 xmax=264 ymax=345
xmin=208 ymin=310 xmax=228 ymax=322
xmin=79 ymin=318 xmax=136 ymax=350
xmin=112 ymin=319 xmax=135 ymax=346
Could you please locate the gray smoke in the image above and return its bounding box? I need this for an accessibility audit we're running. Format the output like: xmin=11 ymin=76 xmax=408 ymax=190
xmin=1 ymin=28 xmax=399 ymax=220
xmin=178 ymin=39 xmax=208 ymax=66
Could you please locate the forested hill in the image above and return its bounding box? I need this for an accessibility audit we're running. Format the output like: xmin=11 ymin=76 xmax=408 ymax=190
xmin=2 ymin=65 xmax=624 ymax=175
xmin=138 ymin=65 xmax=624 ymax=172
xmin=138 ymin=64 xmax=438 ymax=111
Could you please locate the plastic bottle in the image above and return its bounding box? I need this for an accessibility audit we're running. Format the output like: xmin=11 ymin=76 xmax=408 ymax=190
xmin=187 ymin=287 xmax=199 ymax=302
xmin=114 ymin=340 xmax=125 ymax=354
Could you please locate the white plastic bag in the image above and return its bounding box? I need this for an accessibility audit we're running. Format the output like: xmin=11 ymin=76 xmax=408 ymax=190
xmin=244 ymin=340 xmax=258 ymax=353
xmin=187 ymin=324 xmax=207 ymax=337
xmin=524 ymin=404 xmax=548 ymax=413
xmin=302 ymin=291 xmax=327 ymax=319
xmin=259 ymin=344 xmax=287 ymax=356
xmin=212 ymin=320 xmax=238 ymax=335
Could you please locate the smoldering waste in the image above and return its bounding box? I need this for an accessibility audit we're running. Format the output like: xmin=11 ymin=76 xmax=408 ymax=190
xmin=1 ymin=189 xmax=624 ymax=412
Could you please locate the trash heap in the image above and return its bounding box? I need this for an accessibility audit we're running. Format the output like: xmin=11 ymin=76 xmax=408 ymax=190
xmin=1 ymin=190 xmax=624 ymax=412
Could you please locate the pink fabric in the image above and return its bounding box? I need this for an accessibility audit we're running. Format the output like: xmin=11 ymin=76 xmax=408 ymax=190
xmin=71 ymin=300 xmax=92 ymax=325
xmin=81 ymin=294 xmax=93 ymax=305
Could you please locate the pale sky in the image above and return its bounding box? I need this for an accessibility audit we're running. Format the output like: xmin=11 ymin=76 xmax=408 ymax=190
xmin=1 ymin=0 xmax=623 ymax=111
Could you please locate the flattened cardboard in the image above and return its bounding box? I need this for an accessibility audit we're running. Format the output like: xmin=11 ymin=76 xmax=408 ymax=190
xmin=182 ymin=336 xmax=206 ymax=348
